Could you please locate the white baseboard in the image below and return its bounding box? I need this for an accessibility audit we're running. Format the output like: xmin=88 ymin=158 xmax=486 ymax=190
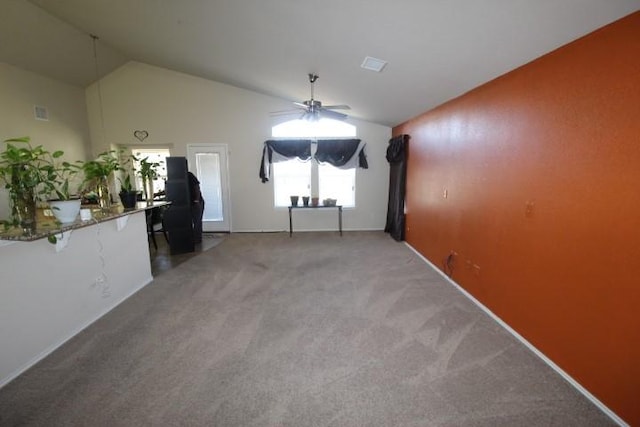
xmin=404 ymin=243 xmax=628 ymax=427
xmin=232 ymin=228 xmax=384 ymax=233
xmin=0 ymin=276 xmax=153 ymax=389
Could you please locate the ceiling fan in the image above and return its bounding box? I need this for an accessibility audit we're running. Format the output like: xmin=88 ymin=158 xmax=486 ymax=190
xmin=271 ymin=74 xmax=350 ymax=121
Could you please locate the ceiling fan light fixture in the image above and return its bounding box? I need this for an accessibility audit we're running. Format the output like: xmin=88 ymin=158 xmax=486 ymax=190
xmin=361 ymin=56 xmax=387 ymax=73
xmin=270 ymin=74 xmax=350 ymax=121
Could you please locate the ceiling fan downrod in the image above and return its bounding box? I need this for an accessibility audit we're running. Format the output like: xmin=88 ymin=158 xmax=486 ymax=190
xmin=308 ymin=73 xmax=319 ymax=101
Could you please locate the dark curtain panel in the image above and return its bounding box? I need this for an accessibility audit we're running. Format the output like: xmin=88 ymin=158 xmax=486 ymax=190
xmin=315 ymin=139 xmax=368 ymax=169
xmin=259 ymin=139 xmax=313 ymax=182
xmin=384 ymin=134 xmax=409 ymax=241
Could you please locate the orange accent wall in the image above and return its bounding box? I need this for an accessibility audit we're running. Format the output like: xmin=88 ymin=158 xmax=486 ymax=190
xmin=394 ymin=11 xmax=640 ymax=425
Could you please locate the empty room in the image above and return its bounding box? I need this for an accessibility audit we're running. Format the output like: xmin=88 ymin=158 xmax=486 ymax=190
xmin=0 ymin=1 xmax=638 ymax=425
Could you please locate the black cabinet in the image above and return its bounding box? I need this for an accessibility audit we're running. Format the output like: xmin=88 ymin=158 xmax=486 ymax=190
xmin=164 ymin=157 xmax=194 ymax=254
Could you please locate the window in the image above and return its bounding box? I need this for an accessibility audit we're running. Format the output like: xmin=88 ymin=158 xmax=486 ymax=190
xmin=271 ymin=119 xmax=357 ymax=207
xmin=194 ymin=152 xmax=224 ymax=221
xmin=131 ymin=148 xmax=170 ymax=194
xmin=272 ymin=119 xmax=356 ymax=139
xmin=319 ymin=164 xmax=355 ymax=206
xmin=273 ymin=159 xmax=311 ymax=207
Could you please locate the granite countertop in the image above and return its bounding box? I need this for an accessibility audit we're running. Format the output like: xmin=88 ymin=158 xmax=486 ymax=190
xmin=0 ymin=201 xmax=170 ymax=242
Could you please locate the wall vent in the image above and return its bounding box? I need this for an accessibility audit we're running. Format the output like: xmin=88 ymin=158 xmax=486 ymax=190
xmin=34 ymin=105 xmax=49 ymax=121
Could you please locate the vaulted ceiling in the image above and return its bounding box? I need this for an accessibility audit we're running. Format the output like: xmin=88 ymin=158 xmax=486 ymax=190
xmin=1 ymin=0 xmax=638 ymax=127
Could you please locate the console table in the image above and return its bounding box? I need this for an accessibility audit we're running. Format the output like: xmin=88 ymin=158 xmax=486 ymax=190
xmin=288 ymin=205 xmax=343 ymax=236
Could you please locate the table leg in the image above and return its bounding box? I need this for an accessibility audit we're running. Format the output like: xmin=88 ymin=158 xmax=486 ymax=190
xmin=338 ymin=206 xmax=343 ymax=236
xmin=289 ymin=207 xmax=293 ymax=237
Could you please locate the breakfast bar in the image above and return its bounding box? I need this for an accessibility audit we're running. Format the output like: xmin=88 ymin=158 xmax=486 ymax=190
xmin=0 ymin=202 xmax=169 ymax=388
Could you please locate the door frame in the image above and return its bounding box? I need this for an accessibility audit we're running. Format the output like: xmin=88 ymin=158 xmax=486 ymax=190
xmin=187 ymin=143 xmax=232 ymax=232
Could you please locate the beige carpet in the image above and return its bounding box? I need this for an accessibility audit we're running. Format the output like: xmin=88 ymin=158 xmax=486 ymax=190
xmin=0 ymin=231 xmax=614 ymax=426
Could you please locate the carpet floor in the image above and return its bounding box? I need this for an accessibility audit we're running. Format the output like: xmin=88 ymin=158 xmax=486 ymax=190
xmin=0 ymin=231 xmax=614 ymax=426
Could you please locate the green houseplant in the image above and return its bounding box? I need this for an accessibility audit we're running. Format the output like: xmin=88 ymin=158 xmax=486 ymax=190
xmin=137 ymin=156 xmax=160 ymax=203
xmin=82 ymin=151 xmax=121 ymax=209
xmin=0 ymin=136 xmax=63 ymax=233
xmin=117 ymin=172 xmax=139 ymax=208
xmin=51 ymin=160 xmax=84 ymax=200
xmin=117 ymin=150 xmax=140 ymax=209
xmin=48 ymin=158 xmax=84 ymax=223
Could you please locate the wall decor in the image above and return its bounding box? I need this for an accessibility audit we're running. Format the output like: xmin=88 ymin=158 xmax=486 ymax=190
xmin=133 ymin=130 xmax=149 ymax=142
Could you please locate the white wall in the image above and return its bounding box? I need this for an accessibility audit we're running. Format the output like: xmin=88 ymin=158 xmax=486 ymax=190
xmin=0 ymin=212 xmax=153 ymax=387
xmin=86 ymin=62 xmax=392 ymax=232
xmin=0 ymin=62 xmax=90 ymax=219
xmin=0 ymin=62 xmax=90 ymax=165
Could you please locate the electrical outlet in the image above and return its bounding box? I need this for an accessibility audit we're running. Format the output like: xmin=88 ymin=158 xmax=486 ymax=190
xmin=443 ymin=188 xmax=448 ymax=199
xmin=473 ymin=264 xmax=481 ymax=277
xmin=525 ymin=201 xmax=535 ymax=218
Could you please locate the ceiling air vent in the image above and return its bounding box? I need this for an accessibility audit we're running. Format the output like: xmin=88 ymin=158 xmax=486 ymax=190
xmin=361 ymin=56 xmax=387 ymax=73
xmin=34 ymin=105 xmax=49 ymax=121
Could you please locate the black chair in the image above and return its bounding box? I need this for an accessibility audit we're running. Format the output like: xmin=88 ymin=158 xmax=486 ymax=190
xmin=146 ymin=205 xmax=169 ymax=250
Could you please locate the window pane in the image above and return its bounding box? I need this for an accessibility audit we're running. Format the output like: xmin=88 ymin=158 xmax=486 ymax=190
xmin=272 ymin=118 xmax=356 ymax=138
xmin=273 ymin=159 xmax=311 ymax=207
xmin=195 ymin=153 xmax=223 ymax=221
xmin=319 ymin=164 xmax=355 ymax=207
xmin=132 ymin=148 xmax=170 ymax=194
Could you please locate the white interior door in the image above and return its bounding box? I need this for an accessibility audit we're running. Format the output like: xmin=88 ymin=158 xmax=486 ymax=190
xmin=187 ymin=144 xmax=231 ymax=232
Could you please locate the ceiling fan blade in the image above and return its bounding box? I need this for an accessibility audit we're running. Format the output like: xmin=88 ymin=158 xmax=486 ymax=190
xmin=270 ymin=109 xmax=303 ymax=117
xmin=322 ymin=104 xmax=351 ymax=110
xmin=318 ymin=108 xmax=348 ymax=120
xmin=292 ymin=102 xmax=308 ymax=109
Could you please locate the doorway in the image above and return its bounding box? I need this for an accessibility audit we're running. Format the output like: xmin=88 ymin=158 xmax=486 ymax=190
xmin=187 ymin=144 xmax=231 ymax=232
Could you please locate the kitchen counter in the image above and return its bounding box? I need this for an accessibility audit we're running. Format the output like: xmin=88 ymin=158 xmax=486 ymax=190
xmin=0 ymin=201 xmax=170 ymax=242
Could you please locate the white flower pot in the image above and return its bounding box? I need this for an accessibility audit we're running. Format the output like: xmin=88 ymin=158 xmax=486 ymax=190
xmin=49 ymin=199 xmax=82 ymax=224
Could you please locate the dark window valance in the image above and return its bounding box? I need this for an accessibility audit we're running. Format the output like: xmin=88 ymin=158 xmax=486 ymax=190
xmin=386 ymin=135 xmax=408 ymax=164
xmin=315 ymin=139 xmax=368 ymax=169
xmin=259 ymin=138 xmax=368 ymax=183
xmin=259 ymin=139 xmax=312 ymax=182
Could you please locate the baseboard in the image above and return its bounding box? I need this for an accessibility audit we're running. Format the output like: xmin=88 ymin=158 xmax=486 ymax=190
xmin=0 ymin=276 xmax=153 ymax=389
xmin=232 ymin=228 xmax=385 ymax=233
xmin=404 ymin=243 xmax=628 ymax=427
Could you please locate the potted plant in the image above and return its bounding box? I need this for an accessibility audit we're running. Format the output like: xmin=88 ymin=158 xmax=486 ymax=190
xmin=48 ymin=158 xmax=84 ymax=223
xmin=0 ymin=136 xmax=62 ymax=233
xmin=82 ymin=151 xmax=121 ymax=209
xmin=138 ymin=156 xmax=160 ymax=203
xmin=118 ymin=171 xmax=140 ymax=209
xmin=115 ymin=149 xmax=139 ymax=209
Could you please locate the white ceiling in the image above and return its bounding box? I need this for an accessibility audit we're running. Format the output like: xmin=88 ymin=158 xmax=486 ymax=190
xmin=2 ymin=0 xmax=638 ymax=127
